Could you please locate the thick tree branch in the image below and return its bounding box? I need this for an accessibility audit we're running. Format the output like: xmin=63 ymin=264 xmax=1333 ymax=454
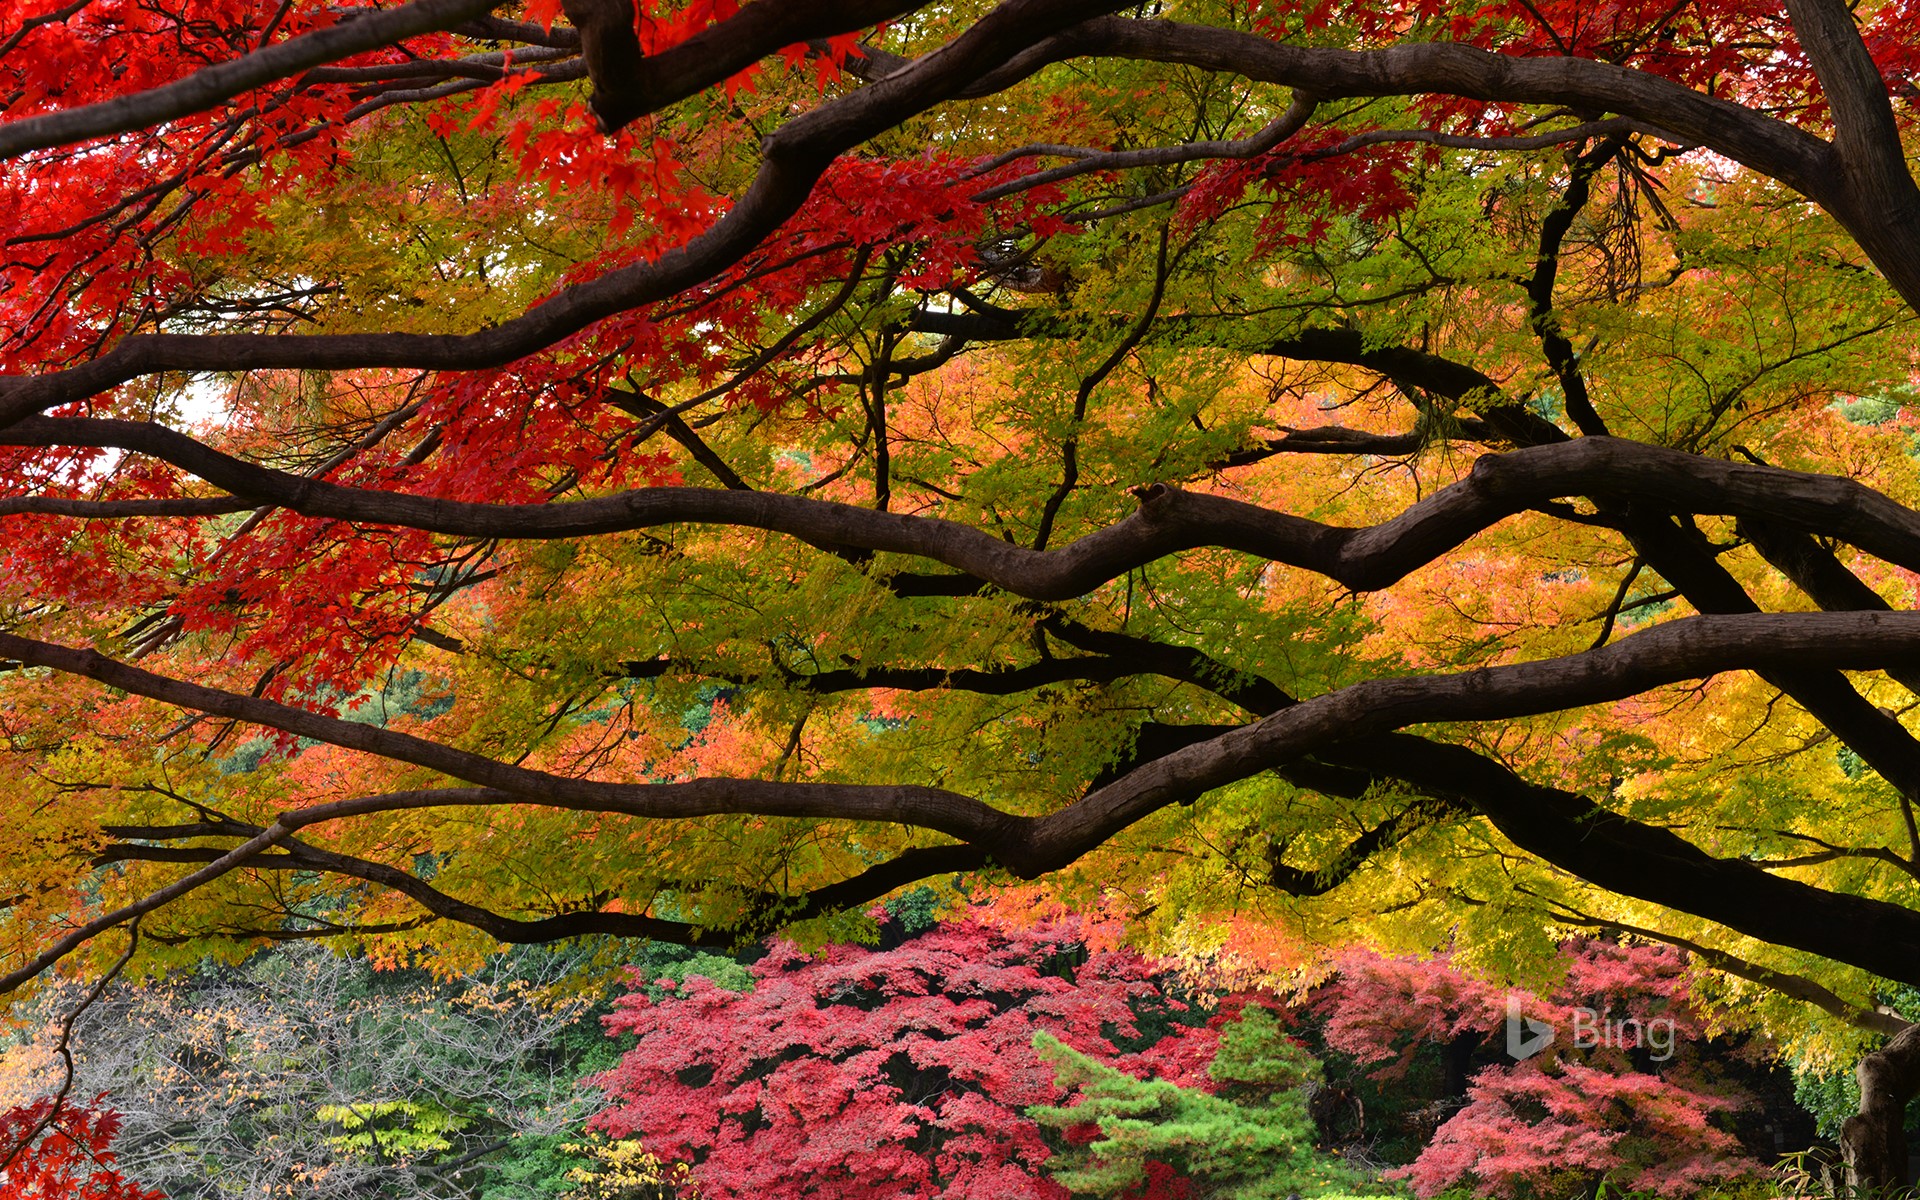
xmin=1740 ymin=518 xmax=1920 ymax=697
xmin=0 ymin=0 xmax=506 ymax=160
xmin=624 ymin=649 xmax=1205 ymax=696
xmin=1054 ymin=19 xmax=1836 ymax=208
xmin=906 ymin=313 xmax=1565 ymax=447
xmin=0 ymin=0 xmax=1129 ymax=422
xmin=96 ymin=815 xmax=988 ymax=953
xmin=19 ymin=609 xmax=1920 ymax=979
xmin=1781 ymin=0 xmax=1915 ymax=201
xmin=2 ymin=6 xmax=1883 ymax=425
xmin=18 ymin=423 xmax=1920 ymax=605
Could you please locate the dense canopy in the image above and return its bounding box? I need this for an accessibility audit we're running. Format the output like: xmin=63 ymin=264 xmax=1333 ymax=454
xmin=9 ymin=0 xmax=1920 ymax=1180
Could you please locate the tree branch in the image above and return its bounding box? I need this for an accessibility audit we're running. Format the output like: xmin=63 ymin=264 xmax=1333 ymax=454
xmin=19 ymin=424 xmax=1920 ymax=606
xmin=0 ymin=0 xmax=506 ymax=160
xmin=1546 ymin=905 xmax=1909 ymax=1035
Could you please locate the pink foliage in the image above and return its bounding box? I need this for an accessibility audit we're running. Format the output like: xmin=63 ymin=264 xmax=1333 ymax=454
xmin=1312 ymin=941 xmax=1765 ymax=1198
xmin=1315 ymin=947 xmax=1512 ymax=1074
xmin=591 ymin=919 xmax=1215 ymax=1200
xmin=1395 ymin=1060 xmax=1758 ymax=1198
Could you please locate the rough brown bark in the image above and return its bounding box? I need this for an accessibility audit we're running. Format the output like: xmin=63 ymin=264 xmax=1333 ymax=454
xmin=1843 ymin=1023 xmax=1920 ymax=1192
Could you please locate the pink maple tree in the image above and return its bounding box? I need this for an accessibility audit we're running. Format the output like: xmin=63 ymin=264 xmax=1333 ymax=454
xmin=1309 ymin=942 xmax=1767 ymax=1198
xmin=1399 ymin=1060 xmax=1758 ymax=1198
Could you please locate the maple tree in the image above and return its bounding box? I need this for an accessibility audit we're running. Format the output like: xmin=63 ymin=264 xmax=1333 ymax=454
xmin=11 ymin=0 xmax=1920 ymax=1187
xmin=1308 ymin=943 xmax=1772 ymax=1197
xmin=0 ymin=1100 xmax=159 ymax=1200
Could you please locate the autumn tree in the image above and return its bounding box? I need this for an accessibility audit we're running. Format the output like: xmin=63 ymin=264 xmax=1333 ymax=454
xmin=12 ymin=0 xmax=1920 ymax=1187
xmin=1308 ymin=943 xmax=1772 ymax=1197
xmin=0 ymin=1101 xmax=160 ymax=1200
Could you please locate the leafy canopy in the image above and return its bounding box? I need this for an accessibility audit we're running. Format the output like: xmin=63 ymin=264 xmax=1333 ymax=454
xmin=5 ymin=0 xmax=1920 ymax=1120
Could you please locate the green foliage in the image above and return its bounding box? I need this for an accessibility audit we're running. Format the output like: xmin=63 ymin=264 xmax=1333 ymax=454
xmin=1791 ymin=983 xmax=1920 ymax=1142
xmin=476 ymin=1133 xmax=585 ymax=1200
xmin=1030 ymin=1006 xmax=1352 ymax=1199
xmin=1793 ymin=1065 xmax=1863 ymax=1142
xmin=883 ymin=884 xmax=946 ymax=934
xmin=1208 ymin=1005 xmax=1320 ymax=1095
xmin=317 ymin=1099 xmax=466 ymax=1160
xmin=1834 ymin=389 xmax=1915 ymax=428
xmin=640 ymin=949 xmax=754 ymax=995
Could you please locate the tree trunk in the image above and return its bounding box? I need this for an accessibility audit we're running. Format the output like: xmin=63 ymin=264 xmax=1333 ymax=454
xmin=1842 ymin=1022 xmax=1920 ymax=1192
xmin=1443 ymin=1030 xmax=1481 ymax=1099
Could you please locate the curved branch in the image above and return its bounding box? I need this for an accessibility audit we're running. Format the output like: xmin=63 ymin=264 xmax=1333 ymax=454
xmin=1055 ymin=18 xmax=1836 ymax=211
xmin=1266 ymin=800 xmax=1460 ymax=896
xmin=1546 ymin=906 xmax=1909 ymax=1035
xmin=0 ymin=643 xmax=1023 ymax=844
xmin=1782 ymin=0 xmax=1909 ymax=189
xmin=902 ymin=315 xmax=1564 ymax=446
xmin=558 ymin=0 xmax=924 ymax=134
xmin=0 ymin=821 xmax=292 ymax=996
xmin=0 ymin=5 xmax=1878 ymax=425
xmin=15 ymin=425 xmax=1920 ymax=604
xmin=1740 ymin=517 xmax=1920 ymax=698
xmin=1327 ymin=731 xmax=1920 ymax=987
xmin=1033 ymin=221 xmax=1170 ymax=550
xmin=17 ymin=607 xmax=1920 ymax=864
xmin=1325 ymin=116 xmax=1681 ymax=155
xmin=971 ymin=92 xmax=1318 ymax=202
xmin=627 ymin=651 xmax=1201 ymax=696
xmin=1211 ymin=420 xmax=1495 ymax=465
xmin=100 ymin=817 xmax=988 ymax=951
xmin=31 ymin=607 xmax=1920 ymax=981
xmin=0 ymin=0 xmax=505 ymax=160
xmin=0 ymin=0 xmax=1128 ymax=422
xmin=1037 ymin=610 xmax=1920 ymax=870
xmin=1526 ymin=133 xmax=1625 ymax=437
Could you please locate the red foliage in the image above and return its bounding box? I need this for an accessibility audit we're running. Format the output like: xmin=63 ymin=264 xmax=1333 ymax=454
xmin=0 ymin=35 xmax=1084 ymax=708
xmin=1181 ymin=128 xmax=1417 ymax=248
xmin=0 ymin=1100 xmax=160 ymax=1200
xmin=590 ymin=919 xmax=1216 ymax=1200
xmin=1307 ymin=942 xmax=1766 ymax=1198
xmin=1312 ymin=946 xmax=1513 ymax=1075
